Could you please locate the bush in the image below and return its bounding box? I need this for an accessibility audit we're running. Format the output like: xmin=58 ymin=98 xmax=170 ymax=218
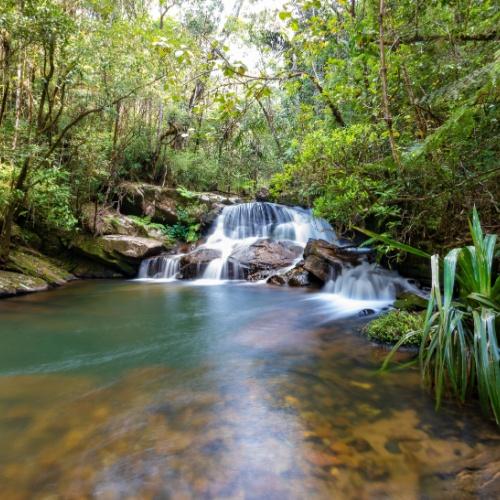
xmin=363 ymin=310 xmax=424 ymax=346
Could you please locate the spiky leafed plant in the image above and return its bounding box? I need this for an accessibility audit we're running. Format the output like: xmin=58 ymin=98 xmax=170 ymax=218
xmin=363 ymin=209 xmax=499 ymax=423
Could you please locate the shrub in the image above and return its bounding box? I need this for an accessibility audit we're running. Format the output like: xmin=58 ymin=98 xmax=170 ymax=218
xmin=383 ymin=209 xmax=500 ymax=424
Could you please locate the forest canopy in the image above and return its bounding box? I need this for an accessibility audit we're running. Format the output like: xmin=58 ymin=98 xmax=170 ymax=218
xmin=0 ymin=0 xmax=498 ymax=261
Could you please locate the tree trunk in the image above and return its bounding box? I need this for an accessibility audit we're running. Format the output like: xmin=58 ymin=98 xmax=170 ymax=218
xmin=378 ymin=0 xmax=401 ymax=167
xmin=401 ymin=64 xmax=427 ymax=138
xmin=0 ymin=156 xmax=31 ymax=263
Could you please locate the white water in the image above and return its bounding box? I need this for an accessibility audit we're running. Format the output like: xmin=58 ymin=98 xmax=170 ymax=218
xmin=137 ymin=254 xmax=180 ymax=281
xmin=198 ymin=203 xmax=335 ymax=281
xmin=138 ymin=201 xmax=423 ymax=316
xmin=314 ymin=261 xmax=423 ymax=318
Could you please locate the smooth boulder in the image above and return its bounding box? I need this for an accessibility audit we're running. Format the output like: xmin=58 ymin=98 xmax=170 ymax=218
xmin=230 ymin=239 xmax=303 ymax=280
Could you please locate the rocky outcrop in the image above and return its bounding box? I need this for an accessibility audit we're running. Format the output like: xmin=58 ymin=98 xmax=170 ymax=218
xmin=304 ymin=238 xmax=372 ymax=265
xmin=71 ymin=234 xmax=166 ymax=277
xmin=117 ymin=182 xmax=242 ymax=226
xmin=303 ymin=254 xmax=340 ymax=283
xmin=0 ymin=271 xmax=49 ymax=298
xmin=118 ymin=182 xmax=179 ymax=224
xmin=179 ymin=248 xmax=222 ymax=279
xmin=7 ymin=248 xmax=74 ymax=286
xmin=230 ymin=239 xmax=303 ymax=280
xmin=80 ymin=203 xmax=167 ymax=240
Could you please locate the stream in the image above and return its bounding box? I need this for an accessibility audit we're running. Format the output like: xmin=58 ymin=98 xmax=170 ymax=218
xmin=0 ymin=279 xmax=498 ymax=499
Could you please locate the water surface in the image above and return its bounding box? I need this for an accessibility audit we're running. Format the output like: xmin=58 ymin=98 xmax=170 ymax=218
xmin=0 ymin=280 xmax=498 ymax=499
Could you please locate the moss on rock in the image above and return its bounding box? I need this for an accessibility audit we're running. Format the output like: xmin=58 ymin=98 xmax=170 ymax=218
xmin=7 ymin=248 xmax=74 ymax=286
xmin=0 ymin=270 xmax=49 ymax=298
xmin=394 ymin=292 xmax=428 ymax=312
xmin=363 ymin=310 xmax=424 ymax=347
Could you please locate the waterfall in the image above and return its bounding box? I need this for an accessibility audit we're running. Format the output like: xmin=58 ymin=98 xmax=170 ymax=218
xmin=136 ymin=201 xmax=424 ymax=316
xmin=198 ymin=202 xmax=335 ymax=281
xmin=138 ymin=255 xmax=180 ymax=280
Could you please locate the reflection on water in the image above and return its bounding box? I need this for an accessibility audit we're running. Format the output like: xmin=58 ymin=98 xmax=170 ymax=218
xmin=0 ymin=281 xmax=498 ymax=499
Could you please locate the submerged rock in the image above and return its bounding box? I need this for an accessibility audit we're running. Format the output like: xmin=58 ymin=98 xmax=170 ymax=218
xmin=0 ymin=270 xmax=49 ymax=298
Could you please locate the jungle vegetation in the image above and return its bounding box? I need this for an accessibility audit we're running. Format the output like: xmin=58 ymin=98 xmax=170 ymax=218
xmin=0 ymin=0 xmax=498 ymax=263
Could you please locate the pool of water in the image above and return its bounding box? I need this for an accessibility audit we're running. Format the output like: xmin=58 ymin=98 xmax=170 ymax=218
xmin=0 ymin=280 xmax=498 ymax=499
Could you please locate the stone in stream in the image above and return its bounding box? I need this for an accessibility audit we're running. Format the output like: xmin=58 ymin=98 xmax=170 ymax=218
xmin=230 ymin=239 xmax=303 ymax=281
xmin=267 ymin=261 xmax=316 ymax=287
xmin=179 ymin=248 xmax=222 ymax=279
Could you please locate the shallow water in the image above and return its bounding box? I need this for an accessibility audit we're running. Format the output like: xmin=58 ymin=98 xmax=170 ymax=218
xmin=0 ymin=280 xmax=498 ymax=499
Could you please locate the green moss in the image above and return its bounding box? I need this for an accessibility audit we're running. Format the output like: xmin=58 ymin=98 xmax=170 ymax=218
xmin=393 ymin=292 xmax=428 ymax=312
xmin=7 ymin=248 xmax=74 ymax=286
xmin=363 ymin=310 xmax=424 ymax=347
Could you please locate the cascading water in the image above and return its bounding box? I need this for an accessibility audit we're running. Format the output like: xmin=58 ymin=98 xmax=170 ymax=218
xmin=316 ymin=261 xmax=423 ymax=318
xmin=137 ymin=201 xmax=425 ymax=316
xmin=199 ymin=202 xmax=335 ymax=281
xmin=138 ymin=254 xmax=180 ymax=281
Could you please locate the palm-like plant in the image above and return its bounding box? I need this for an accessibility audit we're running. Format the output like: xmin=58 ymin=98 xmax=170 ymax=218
xmin=367 ymin=209 xmax=500 ymax=423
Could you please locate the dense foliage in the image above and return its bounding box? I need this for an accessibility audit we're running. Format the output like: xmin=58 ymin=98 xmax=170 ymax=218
xmin=0 ymin=0 xmax=498 ymax=260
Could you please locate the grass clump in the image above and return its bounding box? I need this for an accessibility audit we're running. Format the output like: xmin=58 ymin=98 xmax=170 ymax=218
xmin=364 ymin=310 xmax=424 ymax=347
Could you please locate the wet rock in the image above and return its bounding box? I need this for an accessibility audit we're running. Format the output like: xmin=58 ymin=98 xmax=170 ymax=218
xmin=0 ymin=270 xmax=49 ymax=298
xmin=179 ymin=248 xmax=222 ymax=279
xmin=266 ymin=262 xmax=314 ymax=287
xmin=230 ymin=239 xmax=303 ymax=280
xmin=358 ymin=308 xmax=375 ymax=317
xmin=394 ymin=291 xmax=428 ymax=312
xmin=267 ymin=274 xmax=286 ymax=286
xmin=303 ymin=254 xmax=341 ymax=283
xmin=304 ymin=238 xmax=371 ymax=265
xmin=59 ymin=253 xmax=125 ymax=279
xmin=200 ymin=203 xmax=225 ymax=233
xmin=394 ymin=253 xmax=432 ymax=286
